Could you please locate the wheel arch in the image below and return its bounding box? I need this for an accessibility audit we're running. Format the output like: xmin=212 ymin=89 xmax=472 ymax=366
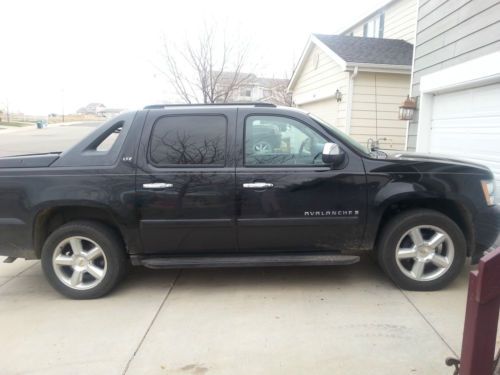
xmin=33 ymin=204 xmax=129 ymax=258
xmin=372 ymin=197 xmax=474 ymax=257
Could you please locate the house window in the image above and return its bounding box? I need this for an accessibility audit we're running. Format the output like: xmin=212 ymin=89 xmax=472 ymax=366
xmin=363 ymin=13 xmax=384 ymax=38
xmin=379 ymin=13 xmax=385 ymax=38
xmin=314 ymin=52 xmax=320 ymax=69
xmin=240 ymin=87 xmax=252 ymax=97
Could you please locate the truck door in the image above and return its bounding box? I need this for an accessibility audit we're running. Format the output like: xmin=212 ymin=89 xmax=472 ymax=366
xmin=235 ymin=108 xmax=367 ymax=252
xmin=135 ymin=108 xmax=237 ymax=254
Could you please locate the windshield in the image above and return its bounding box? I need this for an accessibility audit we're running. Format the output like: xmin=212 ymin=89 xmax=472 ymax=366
xmin=309 ymin=114 xmax=370 ymax=156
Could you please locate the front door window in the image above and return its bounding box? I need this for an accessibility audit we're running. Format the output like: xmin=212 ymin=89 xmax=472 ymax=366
xmin=244 ymin=115 xmax=328 ymax=166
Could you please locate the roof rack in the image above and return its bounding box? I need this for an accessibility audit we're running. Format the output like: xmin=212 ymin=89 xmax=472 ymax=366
xmin=144 ymin=102 xmax=276 ymax=109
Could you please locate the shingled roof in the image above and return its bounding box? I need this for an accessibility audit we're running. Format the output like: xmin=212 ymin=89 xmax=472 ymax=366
xmin=313 ymin=34 xmax=413 ymax=66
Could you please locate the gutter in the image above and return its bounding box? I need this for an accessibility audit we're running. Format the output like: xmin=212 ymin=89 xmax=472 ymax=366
xmin=345 ymin=65 xmax=359 ymax=135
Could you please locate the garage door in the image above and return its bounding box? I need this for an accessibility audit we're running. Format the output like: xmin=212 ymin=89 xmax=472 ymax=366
xmin=430 ymin=83 xmax=500 ymax=192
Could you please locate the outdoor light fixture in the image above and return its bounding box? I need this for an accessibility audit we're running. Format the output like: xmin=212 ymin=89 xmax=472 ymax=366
xmin=334 ymin=89 xmax=343 ymax=103
xmin=399 ymin=95 xmax=417 ymax=120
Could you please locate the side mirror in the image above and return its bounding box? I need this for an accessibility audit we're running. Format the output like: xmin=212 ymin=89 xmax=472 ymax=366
xmin=322 ymin=142 xmax=346 ymax=167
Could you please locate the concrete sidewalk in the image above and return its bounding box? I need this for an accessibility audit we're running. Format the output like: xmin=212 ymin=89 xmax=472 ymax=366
xmin=1 ymin=256 xmax=497 ymax=375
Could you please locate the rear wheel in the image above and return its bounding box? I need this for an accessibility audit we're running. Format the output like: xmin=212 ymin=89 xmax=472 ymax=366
xmin=377 ymin=209 xmax=466 ymax=291
xmin=41 ymin=221 xmax=127 ymax=299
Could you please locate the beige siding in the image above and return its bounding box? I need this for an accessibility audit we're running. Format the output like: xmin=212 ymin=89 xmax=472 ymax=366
xmin=349 ymin=24 xmax=365 ymax=38
xmin=343 ymin=0 xmax=417 ymax=43
xmin=292 ymin=44 xmax=349 ymax=132
xmin=350 ymin=72 xmax=410 ymax=150
xmin=298 ymin=98 xmax=344 ymax=131
xmin=384 ymin=0 xmax=417 ymax=43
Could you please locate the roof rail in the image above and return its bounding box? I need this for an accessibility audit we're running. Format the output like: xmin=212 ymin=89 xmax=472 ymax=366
xmin=144 ymin=102 xmax=276 ymax=109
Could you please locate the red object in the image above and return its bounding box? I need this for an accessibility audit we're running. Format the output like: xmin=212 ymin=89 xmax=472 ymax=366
xmin=459 ymin=248 xmax=500 ymax=375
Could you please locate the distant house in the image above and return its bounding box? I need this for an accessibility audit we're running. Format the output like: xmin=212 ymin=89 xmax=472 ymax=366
xmin=288 ymin=0 xmax=418 ymax=151
xmin=96 ymin=107 xmax=125 ymax=119
xmin=216 ymin=73 xmax=292 ymax=106
xmin=77 ymin=103 xmax=106 ymax=115
xmin=408 ymin=0 xmax=500 ymax=190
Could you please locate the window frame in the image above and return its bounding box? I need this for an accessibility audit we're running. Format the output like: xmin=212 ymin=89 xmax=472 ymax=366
xmin=243 ymin=114 xmax=331 ymax=168
xmin=378 ymin=13 xmax=385 ymax=38
xmin=147 ymin=114 xmax=229 ymax=168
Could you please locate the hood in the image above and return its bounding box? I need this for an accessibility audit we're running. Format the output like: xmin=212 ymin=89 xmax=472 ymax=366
xmin=388 ymin=152 xmax=491 ymax=171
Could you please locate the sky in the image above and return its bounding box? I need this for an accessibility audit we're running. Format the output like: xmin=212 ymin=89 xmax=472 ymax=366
xmin=0 ymin=0 xmax=387 ymax=115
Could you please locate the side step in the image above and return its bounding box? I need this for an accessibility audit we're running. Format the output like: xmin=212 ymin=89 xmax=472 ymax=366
xmin=137 ymin=253 xmax=360 ymax=269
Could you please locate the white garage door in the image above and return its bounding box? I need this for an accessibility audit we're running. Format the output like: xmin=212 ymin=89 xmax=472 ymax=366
xmin=430 ymin=83 xmax=500 ymax=192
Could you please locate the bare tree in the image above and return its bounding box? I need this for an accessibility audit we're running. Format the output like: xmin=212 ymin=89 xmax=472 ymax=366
xmin=265 ymin=79 xmax=293 ymax=106
xmin=159 ymin=24 xmax=253 ymax=104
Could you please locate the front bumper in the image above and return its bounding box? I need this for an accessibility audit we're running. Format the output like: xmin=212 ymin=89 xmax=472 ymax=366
xmin=472 ymin=204 xmax=500 ymax=263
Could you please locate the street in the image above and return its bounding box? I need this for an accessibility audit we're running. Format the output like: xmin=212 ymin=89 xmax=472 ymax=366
xmin=0 ymin=122 xmax=102 ymax=157
xmin=0 ymin=123 xmax=498 ymax=374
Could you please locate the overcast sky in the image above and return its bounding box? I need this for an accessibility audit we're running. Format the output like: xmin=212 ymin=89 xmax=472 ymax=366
xmin=1 ymin=0 xmax=387 ymax=115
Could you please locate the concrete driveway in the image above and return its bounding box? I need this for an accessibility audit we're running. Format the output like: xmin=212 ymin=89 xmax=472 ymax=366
xmin=0 ymin=122 xmax=498 ymax=374
xmin=0 ymin=256 xmax=495 ymax=375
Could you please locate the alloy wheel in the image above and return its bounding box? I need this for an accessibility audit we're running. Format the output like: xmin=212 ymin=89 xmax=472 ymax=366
xmin=395 ymin=225 xmax=454 ymax=282
xmin=52 ymin=236 xmax=107 ymax=290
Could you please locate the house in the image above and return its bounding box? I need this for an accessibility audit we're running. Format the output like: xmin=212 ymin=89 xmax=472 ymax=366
xmin=96 ymin=107 xmax=125 ymax=119
xmin=288 ymin=0 xmax=418 ymax=151
xmin=77 ymin=103 xmax=106 ymax=115
xmin=407 ymin=0 xmax=500 ymax=191
xmin=339 ymin=0 xmax=417 ymax=43
xmin=216 ymin=73 xmax=291 ymax=106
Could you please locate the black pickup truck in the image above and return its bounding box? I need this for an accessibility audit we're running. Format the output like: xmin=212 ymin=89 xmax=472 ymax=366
xmin=0 ymin=103 xmax=498 ymax=298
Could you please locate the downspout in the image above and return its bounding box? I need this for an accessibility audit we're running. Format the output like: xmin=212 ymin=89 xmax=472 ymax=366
xmin=345 ymin=65 xmax=358 ymax=135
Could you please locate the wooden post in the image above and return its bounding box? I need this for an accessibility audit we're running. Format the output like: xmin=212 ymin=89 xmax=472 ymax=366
xmin=459 ymin=248 xmax=500 ymax=375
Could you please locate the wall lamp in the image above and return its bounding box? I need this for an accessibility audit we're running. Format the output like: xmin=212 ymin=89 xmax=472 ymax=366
xmin=399 ymin=95 xmax=417 ymax=120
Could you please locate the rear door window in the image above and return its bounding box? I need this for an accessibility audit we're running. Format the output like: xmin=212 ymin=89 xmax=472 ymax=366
xmin=149 ymin=115 xmax=227 ymax=167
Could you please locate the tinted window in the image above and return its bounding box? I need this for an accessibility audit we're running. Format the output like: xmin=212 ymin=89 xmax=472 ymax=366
xmin=244 ymin=115 xmax=328 ymax=166
xmin=150 ymin=115 xmax=227 ymax=166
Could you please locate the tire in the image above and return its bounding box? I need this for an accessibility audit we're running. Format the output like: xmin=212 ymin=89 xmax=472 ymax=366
xmin=41 ymin=221 xmax=128 ymax=299
xmin=377 ymin=209 xmax=466 ymax=291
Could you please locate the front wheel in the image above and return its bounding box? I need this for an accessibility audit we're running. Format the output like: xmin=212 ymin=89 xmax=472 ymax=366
xmin=41 ymin=221 xmax=127 ymax=299
xmin=377 ymin=209 xmax=466 ymax=291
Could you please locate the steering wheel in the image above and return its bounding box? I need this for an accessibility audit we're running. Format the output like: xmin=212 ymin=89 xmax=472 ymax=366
xmin=312 ymin=150 xmax=322 ymax=163
xmin=298 ymin=138 xmax=311 ymax=156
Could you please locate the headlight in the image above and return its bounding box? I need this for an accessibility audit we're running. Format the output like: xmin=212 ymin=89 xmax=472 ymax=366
xmin=481 ymin=180 xmax=496 ymax=206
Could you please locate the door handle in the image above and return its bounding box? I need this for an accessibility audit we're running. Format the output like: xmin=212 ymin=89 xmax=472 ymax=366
xmin=243 ymin=182 xmax=274 ymax=189
xmin=143 ymin=182 xmax=173 ymax=189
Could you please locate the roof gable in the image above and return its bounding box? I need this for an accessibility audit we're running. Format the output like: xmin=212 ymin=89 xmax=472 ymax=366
xmin=288 ymin=34 xmax=413 ymax=91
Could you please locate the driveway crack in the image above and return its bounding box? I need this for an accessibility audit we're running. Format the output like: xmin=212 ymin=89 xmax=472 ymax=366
xmin=0 ymin=262 xmax=38 ymax=289
xmin=400 ymin=289 xmax=458 ymax=357
xmin=122 ymin=269 xmax=182 ymax=375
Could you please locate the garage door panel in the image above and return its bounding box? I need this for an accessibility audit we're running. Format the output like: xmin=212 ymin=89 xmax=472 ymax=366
xmin=429 ymin=83 xmax=500 ymax=193
xmin=432 ymin=84 xmax=500 ymax=118
xmin=431 ymin=116 xmax=500 ymax=129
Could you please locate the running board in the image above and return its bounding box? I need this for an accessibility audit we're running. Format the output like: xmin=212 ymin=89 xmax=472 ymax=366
xmin=136 ymin=253 xmax=360 ymax=269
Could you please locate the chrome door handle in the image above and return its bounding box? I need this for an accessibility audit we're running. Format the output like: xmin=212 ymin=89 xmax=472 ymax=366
xmin=243 ymin=182 xmax=274 ymax=189
xmin=143 ymin=182 xmax=173 ymax=189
